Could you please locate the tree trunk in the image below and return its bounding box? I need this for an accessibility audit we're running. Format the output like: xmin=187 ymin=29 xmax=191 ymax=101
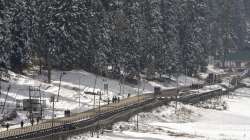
xmin=48 ymin=65 xmax=51 ymax=84
xmin=46 ymin=53 xmax=51 ymax=84
xmin=39 ymin=57 xmax=42 ymax=74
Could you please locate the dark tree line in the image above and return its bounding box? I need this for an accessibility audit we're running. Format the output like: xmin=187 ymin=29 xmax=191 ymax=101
xmin=0 ymin=0 xmax=249 ymax=82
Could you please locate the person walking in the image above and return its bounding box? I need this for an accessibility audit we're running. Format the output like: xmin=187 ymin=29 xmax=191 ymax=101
xmin=6 ymin=123 xmax=9 ymax=131
xmin=31 ymin=119 xmax=34 ymax=126
xmin=118 ymin=97 xmax=120 ymax=103
xmin=21 ymin=121 xmax=24 ymax=128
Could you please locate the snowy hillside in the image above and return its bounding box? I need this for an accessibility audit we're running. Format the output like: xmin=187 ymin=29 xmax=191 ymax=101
xmin=0 ymin=69 xmax=201 ymax=130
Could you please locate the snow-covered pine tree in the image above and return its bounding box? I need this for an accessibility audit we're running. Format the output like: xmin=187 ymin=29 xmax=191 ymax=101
xmin=159 ymin=0 xmax=180 ymax=75
xmin=85 ymin=0 xmax=111 ymax=73
xmin=2 ymin=0 xmax=248 ymax=78
xmin=178 ymin=0 xmax=209 ymax=75
xmin=121 ymin=0 xmax=143 ymax=74
xmin=0 ymin=0 xmax=9 ymax=68
xmin=229 ymin=0 xmax=247 ymax=50
xmin=30 ymin=0 xmax=91 ymax=81
xmin=207 ymin=0 xmax=249 ymax=60
xmin=138 ymin=0 xmax=163 ymax=77
xmin=5 ymin=0 xmax=32 ymax=73
xmin=105 ymin=0 xmax=127 ymax=73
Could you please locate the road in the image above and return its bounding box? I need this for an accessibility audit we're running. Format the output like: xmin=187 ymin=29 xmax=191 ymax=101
xmin=0 ymin=92 xmax=154 ymax=140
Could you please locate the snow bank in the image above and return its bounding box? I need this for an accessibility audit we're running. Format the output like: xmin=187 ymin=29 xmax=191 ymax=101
xmin=207 ymin=65 xmax=225 ymax=75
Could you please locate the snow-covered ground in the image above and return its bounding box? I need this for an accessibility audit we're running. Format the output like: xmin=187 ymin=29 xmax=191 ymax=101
xmin=0 ymin=69 xmax=200 ymax=130
xmin=241 ymin=78 xmax=250 ymax=86
xmin=69 ymin=87 xmax=250 ymax=140
xmin=207 ymin=65 xmax=226 ymax=75
xmin=1 ymin=66 xmax=249 ymax=139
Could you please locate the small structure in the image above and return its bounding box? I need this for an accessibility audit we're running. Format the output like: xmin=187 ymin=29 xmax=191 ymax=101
xmin=206 ymin=73 xmax=222 ymax=84
xmin=154 ymin=86 xmax=161 ymax=96
xmin=230 ymin=76 xmax=240 ymax=86
xmin=23 ymin=99 xmax=41 ymax=111
xmin=23 ymin=86 xmax=44 ymax=120
xmin=23 ymin=99 xmax=43 ymax=119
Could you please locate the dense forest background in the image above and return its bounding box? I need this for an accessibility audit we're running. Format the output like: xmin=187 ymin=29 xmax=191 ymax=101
xmin=0 ymin=0 xmax=249 ymax=80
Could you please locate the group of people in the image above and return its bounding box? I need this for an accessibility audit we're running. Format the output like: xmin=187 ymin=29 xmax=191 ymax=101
xmin=112 ymin=96 xmax=120 ymax=103
xmin=5 ymin=118 xmax=41 ymax=131
xmin=4 ymin=93 xmax=134 ymax=131
xmin=107 ymin=96 xmax=120 ymax=104
xmin=4 ymin=117 xmax=41 ymax=131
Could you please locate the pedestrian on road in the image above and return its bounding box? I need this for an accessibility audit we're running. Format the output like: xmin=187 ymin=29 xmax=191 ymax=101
xmin=21 ymin=121 xmax=24 ymax=128
xmin=91 ymin=129 xmax=94 ymax=137
xmin=114 ymin=96 xmax=117 ymax=103
xmin=31 ymin=119 xmax=34 ymax=126
xmin=118 ymin=97 xmax=120 ymax=103
xmin=37 ymin=117 xmax=40 ymax=124
xmin=128 ymin=93 xmax=130 ymax=98
xmin=108 ymin=97 xmax=110 ymax=104
xmin=6 ymin=123 xmax=9 ymax=131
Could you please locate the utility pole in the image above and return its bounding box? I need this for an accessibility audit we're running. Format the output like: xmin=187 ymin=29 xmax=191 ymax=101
xmin=136 ymin=66 xmax=141 ymax=132
xmin=50 ymin=95 xmax=55 ymax=140
xmin=122 ymin=76 xmax=125 ymax=95
xmin=107 ymin=83 xmax=109 ymax=99
xmin=119 ymin=79 xmax=122 ymax=95
xmin=0 ymin=74 xmax=2 ymax=97
xmin=56 ymin=72 xmax=63 ymax=102
xmin=97 ymin=91 xmax=101 ymax=138
xmin=47 ymin=53 xmax=52 ymax=84
xmin=222 ymin=0 xmax=231 ymax=68
xmin=78 ymin=78 xmax=81 ymax=109
xmin=0 ymin=76 xmax=2 ymax=111
xmin=104 ymin=82 xmax=109 ymax=100
xmin=28 ymin=86 xmax=33 ymax=122
xmin=1 ymin=85 xmax=11 ymax=114
xmin=93 ymin=75 xmax=98 ymax=111
xmin=136 ymin=85 xmax=139 ymax=131
xmin=79 ymin=77 xmax=81 ymax=110
xmin=39 ymin=85 xmax=43 ymax=120
xmin=185 ymin=66 xmax=188 ymax=86
xmin=135 ymin=78 xmax=146 ymax=132
xmin=175 ymin=73 xmax=179 ymax=112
